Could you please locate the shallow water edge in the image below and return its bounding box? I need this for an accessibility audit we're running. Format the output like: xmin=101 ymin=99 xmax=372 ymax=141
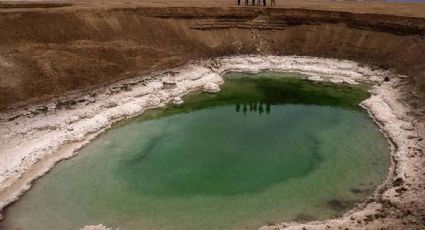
xmin=0 ymin=56 xmax=422 ymax=230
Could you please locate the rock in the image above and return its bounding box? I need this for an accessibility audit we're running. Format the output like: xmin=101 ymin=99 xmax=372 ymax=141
xmin=190 ymin=74 xmax=202 ymax=80
xmin=407 ymin=134 xmax=418 ymax=139
xmin=103 ymin=101 xmax=118 ymax=108
xmin=343 ymin=79 xmax=358 ymax=85
xmin=86 ymin=98 xmax=96 ymax=105
xmin=163 ymin=81 xmax=177 ymax=89
xmin=395 ymin=186 xmax=408 ymax=193
xmin=107 ymin=88 xmax=121 ymax=95
xmin=203 ymin=82 xmax=220 ymax=93
xmin=65 ymin=115 xmax=80 ymax=124
xmin=308 ymin=76 xmax=323 ymax=81
xmin=400 ymin=123 xmax=415 ymax=131
xmin=56 ymin=99 xmax=77 ymax=109
xmin=121 ymin=84 xmax=132 ymax=91
xmin=146 ymin=96 xmax=161 ymax=106
xmin=36 ymin=106 xmax=48 ymax=112
xmin=6 ymin=114 xmax=21 ymax=122
xmin=80 ymin=224 xmax=112 ymax=230
xmin=393 ymin=177 xmax=404 ymax=186
xmin=172 ymin=97 xmax=184 ymax=105
xmin=330 ymin=79 xmax=344 ymax=84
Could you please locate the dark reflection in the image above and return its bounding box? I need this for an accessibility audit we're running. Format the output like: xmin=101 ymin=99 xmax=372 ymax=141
xmin=131 ymin=73 xmax=369 ymax=125
xmin=235 ymin=102 xmax=272 ymax=115
xmin=327 ymin=199 xmax=353 ymax=212
xmin=259 ymin=102 xmax=264 ymax=115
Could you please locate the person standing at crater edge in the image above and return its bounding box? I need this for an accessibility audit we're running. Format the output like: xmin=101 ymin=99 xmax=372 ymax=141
xmin=271 ymin=0 xmax=276 ymax=6
xmin=245 ymin=0 xmax=249 ymax=5
xmin=238 ymin=0 xmax=241 ymax=5
xmin=252 ymin=0 xmax=256 ymax=6
xmin=263 ymin=0 xmax=266 ymax=6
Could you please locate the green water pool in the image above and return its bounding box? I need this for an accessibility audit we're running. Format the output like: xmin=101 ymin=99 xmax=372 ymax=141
xmin=1 ymin=72 xmax=389 ymax=230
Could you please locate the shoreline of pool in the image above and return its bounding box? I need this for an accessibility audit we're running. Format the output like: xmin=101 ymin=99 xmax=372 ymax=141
xmin=0 ymin=55 xmax=422 ymax=230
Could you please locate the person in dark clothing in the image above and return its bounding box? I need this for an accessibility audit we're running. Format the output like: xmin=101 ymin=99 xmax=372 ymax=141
xmin=238 ymin=0 xmax=240 ymax=5
xmin=252 ymin=0 xmax=255 ymax=6
xmin=263 ymin=0 xmax=266 ymax=6
xmin=245 ymin=0 xmax=249 ymax=5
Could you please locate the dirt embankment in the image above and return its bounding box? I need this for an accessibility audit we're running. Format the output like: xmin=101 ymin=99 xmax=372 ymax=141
xmin=0 ymin=6 xmax=424 ymax=112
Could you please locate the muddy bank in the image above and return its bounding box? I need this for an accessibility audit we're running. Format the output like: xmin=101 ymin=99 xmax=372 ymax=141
xmin=0 ymin=56 xmax=424 ymax=230
xmin=0 ymin=6 xmax=425 ymax=112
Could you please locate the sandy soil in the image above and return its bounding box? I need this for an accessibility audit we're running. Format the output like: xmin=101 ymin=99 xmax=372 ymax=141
xmin=1 ymin=0 xmax=425 ymax=18
xmin=1 ymin=2 xmax=425 ymax=111
xmin=0 ymin=56 xmax=423 ymax=230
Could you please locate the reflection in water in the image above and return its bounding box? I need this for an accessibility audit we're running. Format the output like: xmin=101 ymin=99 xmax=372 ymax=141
xmin=236 ymin=102 xmax=272 ymax=115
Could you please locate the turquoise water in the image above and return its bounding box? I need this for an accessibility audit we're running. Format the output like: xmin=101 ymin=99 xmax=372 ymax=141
xmin=1 ymin=73 xmax=389 ymax=230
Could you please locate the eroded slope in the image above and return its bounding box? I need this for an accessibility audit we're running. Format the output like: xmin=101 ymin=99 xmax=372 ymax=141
xmin=0 ymin=7 xmax=425 ymax=111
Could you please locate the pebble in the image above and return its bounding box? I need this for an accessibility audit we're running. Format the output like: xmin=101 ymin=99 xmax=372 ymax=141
xmin=172 ymin=97 xmax=184 ymax=105
xmin=203 ymin=82 xmax=220 ymax=93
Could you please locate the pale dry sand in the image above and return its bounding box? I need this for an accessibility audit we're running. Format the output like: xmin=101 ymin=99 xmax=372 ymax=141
xmin=2 ymin=0 xmax=425 ymax=18
xmin=0 ymin=56 xmax=423 ymax=230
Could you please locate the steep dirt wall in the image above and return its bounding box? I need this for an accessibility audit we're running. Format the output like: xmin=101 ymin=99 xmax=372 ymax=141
xmin=0 ymin=7 xmax=424 ymax=110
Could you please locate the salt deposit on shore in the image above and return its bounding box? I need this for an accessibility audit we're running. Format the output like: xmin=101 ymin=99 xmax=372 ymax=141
xmin=0 ymin=56 xmax=423 ymax=229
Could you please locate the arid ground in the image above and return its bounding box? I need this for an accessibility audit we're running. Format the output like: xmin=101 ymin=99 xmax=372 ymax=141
xmin=0 ymin=1 xmax=424 ymax=230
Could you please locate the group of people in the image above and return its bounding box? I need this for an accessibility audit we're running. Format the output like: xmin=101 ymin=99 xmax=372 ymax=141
xmin=238 ymin=0 xmax=276 ymax=6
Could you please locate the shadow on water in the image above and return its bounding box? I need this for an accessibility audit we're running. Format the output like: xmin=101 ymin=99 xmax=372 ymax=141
xmin=327 ymin=199 xmax=356 ymax=212
xmin=135 ymin=72 xmax=370 ymax=123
